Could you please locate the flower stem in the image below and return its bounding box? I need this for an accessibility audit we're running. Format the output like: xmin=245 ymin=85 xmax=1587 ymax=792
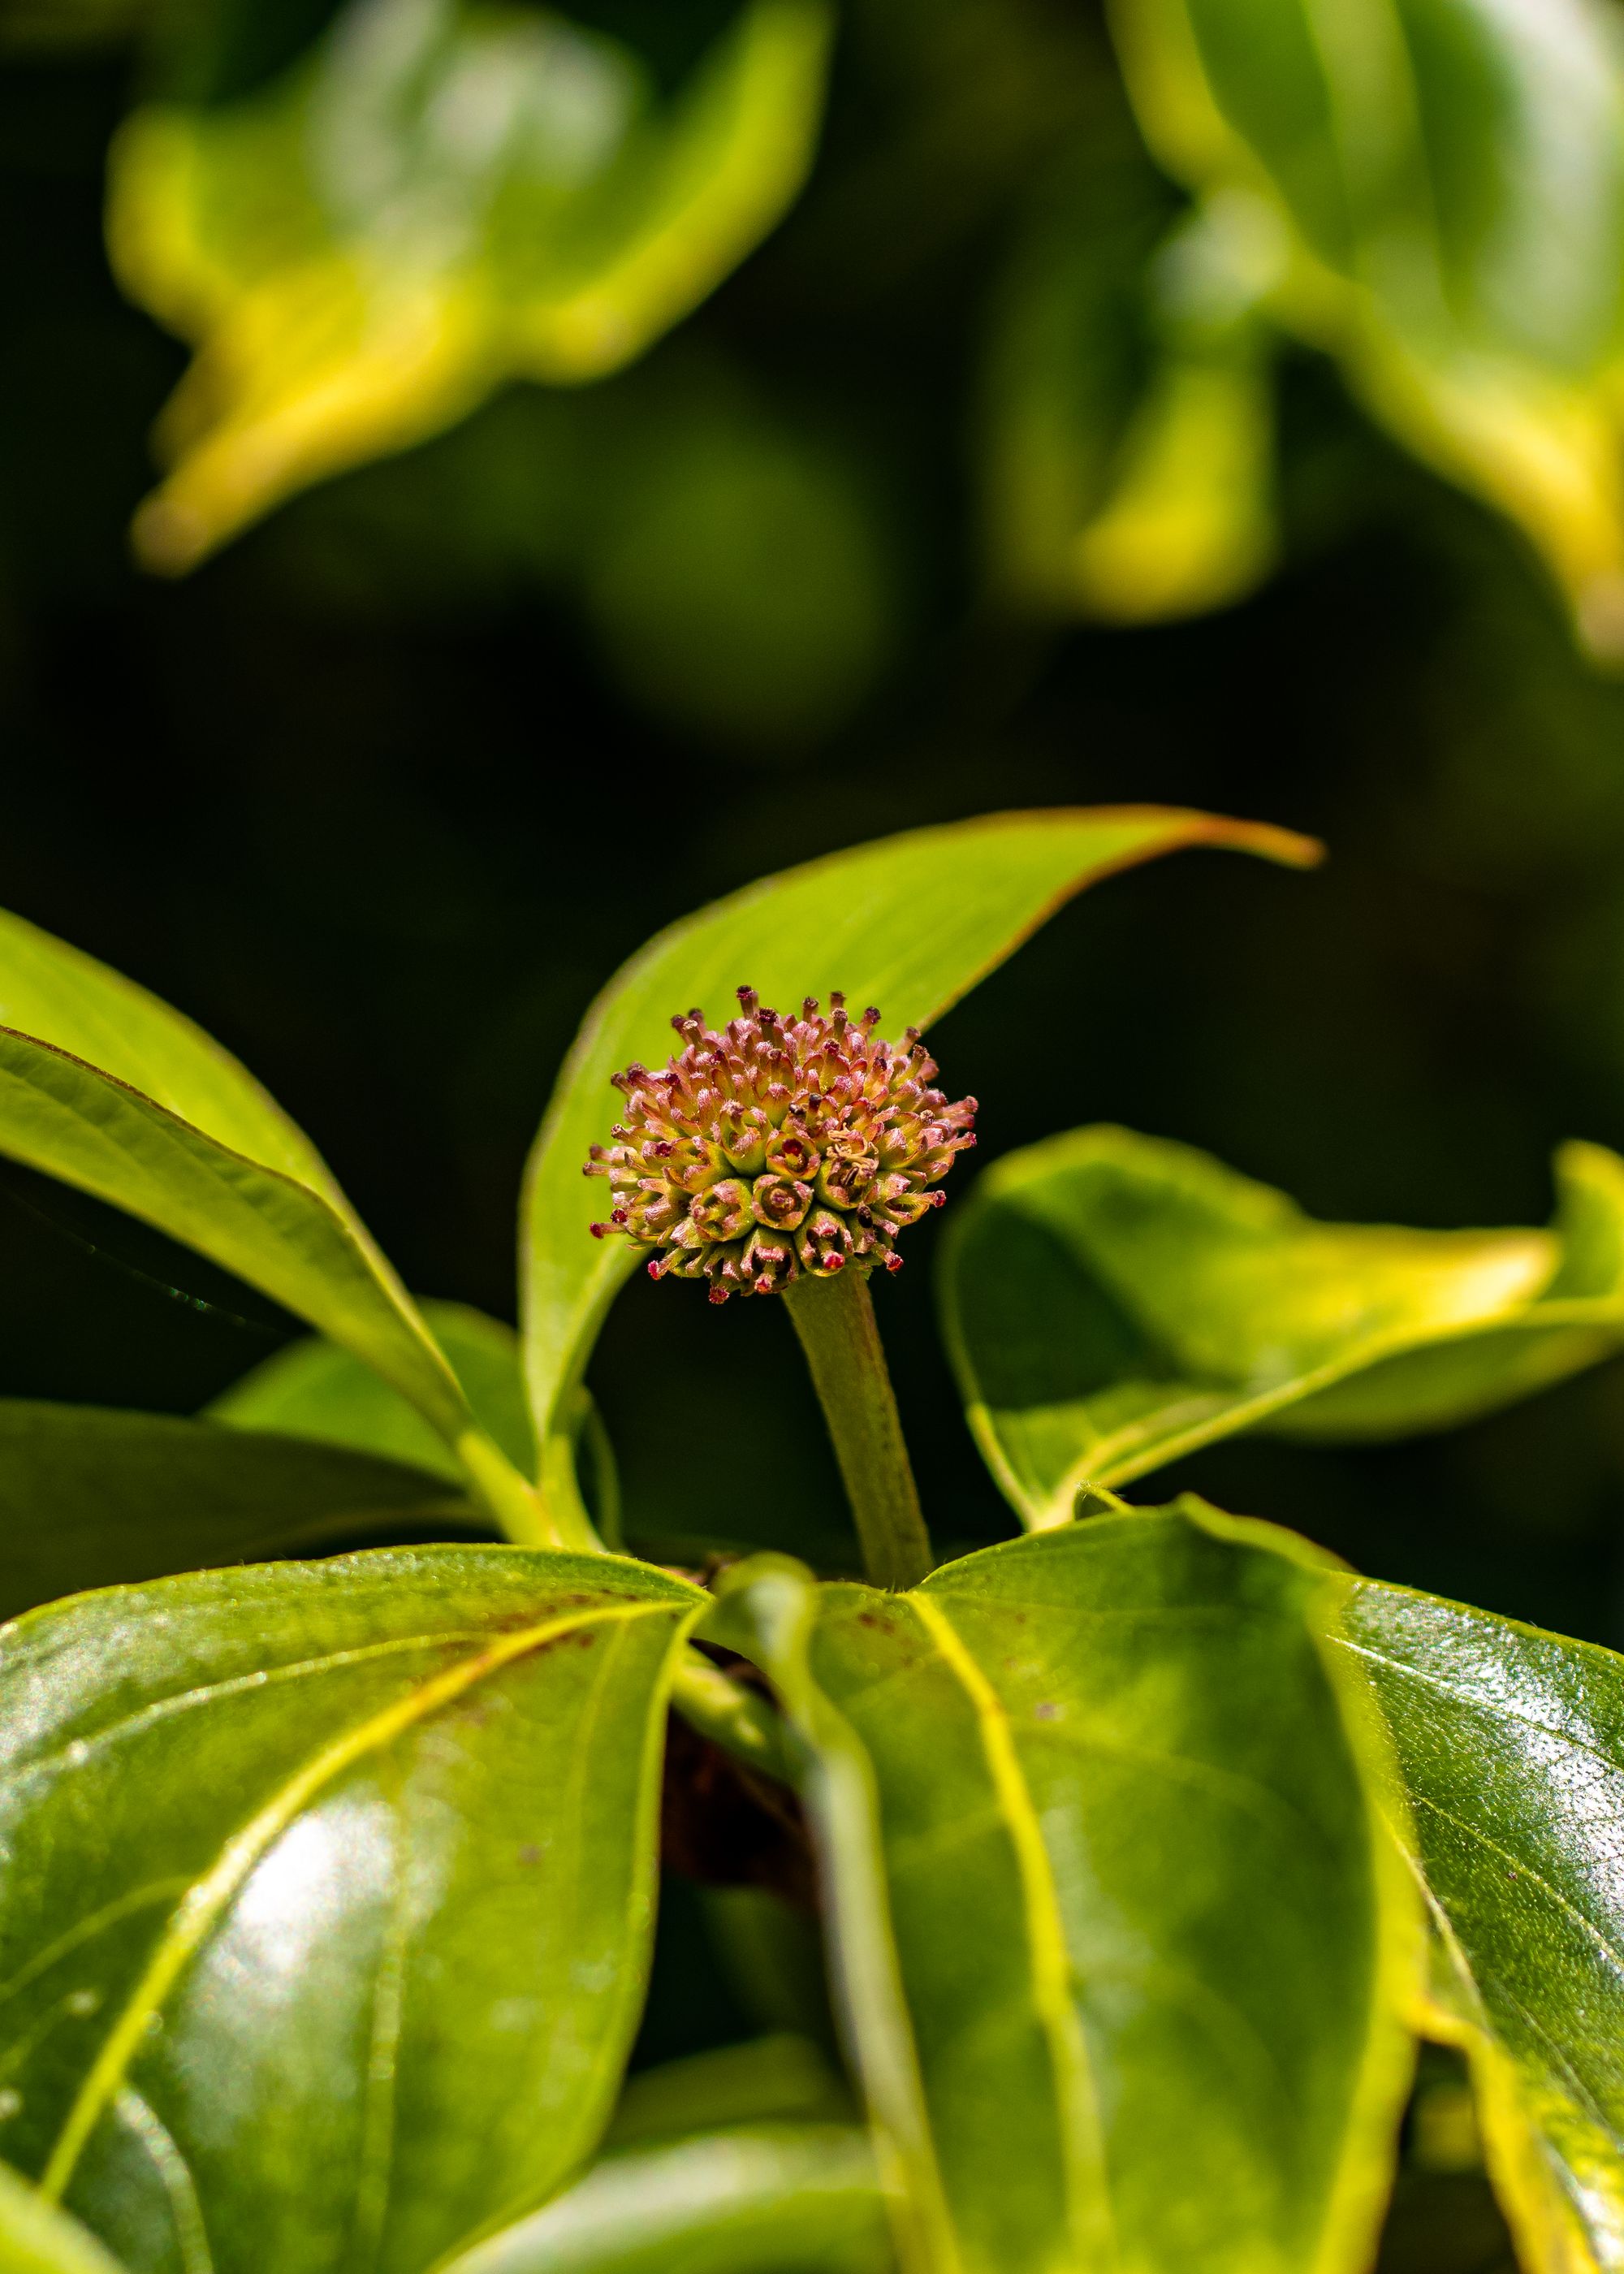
xmin=783 ymin=1268 xmax=933 ymax=1590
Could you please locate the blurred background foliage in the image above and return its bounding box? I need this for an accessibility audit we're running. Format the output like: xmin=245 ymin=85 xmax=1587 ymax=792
xmin=3 ymin=2 xmax=1624 ymax=2259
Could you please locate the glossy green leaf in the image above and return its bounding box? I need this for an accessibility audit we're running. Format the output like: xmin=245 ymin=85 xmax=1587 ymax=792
xmin=520 ymin=806 xmax=1320 ymax=1482
xmin=107 ymin=0 xmax=833 ymax=571
xmin=1108 ymin=0 xmax=1624 ymax=654
xmin=0 ymin=1400 xmax=466 ymax=1619
xmin=0 ymin=2164 xmax=123 ymax=2274
xmin=209 ymin=1299 xmax=536 ymax=1485
xmin=441 ymin=2124 xmax=889 ymax=2274
xmin=711 ymin=1504 xmax=1419 ymax=2274
xmin=0 ymin=1546 xmax=704 ymax=2272
xmin=943 ymin=1126 xmax=1624 ymax=1526
xmin=1326 ymin=1576 xmax=1624 ymax=2272
xmin=0 ymin=903 xmax=469 ymax=1450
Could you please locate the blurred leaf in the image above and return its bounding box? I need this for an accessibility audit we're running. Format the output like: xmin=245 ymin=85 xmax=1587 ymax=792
xmin=987 ymin=149 xmax=1284 ymax=622
xmin=209 ymin=1296 xmax=536 ymax=1481
xmin=1108 ymin=0 xmax=1624 ymax=655
xmin=0 ymin=901 xmax=471 ymax=1450
xmin=604 ymin=2035 xmax=849 ymax=2147
xmin=943 ymin=1126 xmax=1624 ymax=1525
xmin=0 ymin=1546 xmax=703 ymax=2270
xmin=0 ymin=1399 xmax=465 ymax=1619
xmin=710 ymin=1506 xmax=1419 ymax=2274
xmin=107 ymin=0 xmax=834 ymax=571
xmin=520 ymin=806 xmax=1321 ymax=1520
xmin=0 ymin=2164 xmax=123 ymax=2274
xmin=1328 ymin=1575 xmax=1624 ymax=2272
xmin=440 ymin=2122 xmax=890 ymax=2274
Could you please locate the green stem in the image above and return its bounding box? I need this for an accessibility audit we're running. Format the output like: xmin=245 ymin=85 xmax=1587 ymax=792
xmin=783 ymin=1268 xmax=933 ymax=1590
xmin=457 ymin=1427 xmax=600 ymax=1553
xmin=671 ymin=1650 xmax=795 ymax=1783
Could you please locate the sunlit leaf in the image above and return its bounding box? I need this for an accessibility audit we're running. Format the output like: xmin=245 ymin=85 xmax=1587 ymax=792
xmin=0 ymin=1546 xmax=703 ymax=2272
xmin=441 ymin=2122 xmax=889 ymax=2274
xmin=0 ymin=2162 xmax=124 ymax=2274
xmin=107 ymin=0 xmax=834 ymax=571
xmin=987 ymin=150 xmax=1284 ymax=623
xmin=1108 ymin=0 xmax=1624 ymax=655
xmin=1326 ymin=1576 xmax=1624 ymax=2272
xmin=209 ymin=1298 xmax=535 ymax=1483
xmin=943 ymin=1126 xmax=1624 ymax=1526
xmin=520 ymin=807 xmax=1320 ymax=1527
xmin=0 ymin=1400 xmax=467 ymax=1619
xmin=0 ymin=902 xmax=471 ymax=1452
xmin=710 ymin=1505 xmax=1419 ymax=2274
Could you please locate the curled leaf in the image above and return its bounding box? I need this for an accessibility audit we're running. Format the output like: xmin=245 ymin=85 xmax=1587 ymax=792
xmin=943 ymin=1126 xmax=1624 ymax=1526
xmin=109 ymin=0 xmax=834 ymax=569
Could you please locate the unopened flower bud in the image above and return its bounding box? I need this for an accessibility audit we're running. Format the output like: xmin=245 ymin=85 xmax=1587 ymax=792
xmin=797 ymin=1208 xmax=853 ymax=1275
xmin=582 ymin=991 xmax=975 ymax=1300
xmin=752 ymin=1172 xmax=814 ymax=1230
xmin=691 ymin=1178 xmax=754 ymax=1243
xmin=765 ymin=1125 xmax=819 ymax=1178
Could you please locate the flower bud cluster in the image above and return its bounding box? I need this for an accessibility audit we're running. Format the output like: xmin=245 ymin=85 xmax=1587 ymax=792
xmin=584 ymin=988 xmax=977 ymax=1303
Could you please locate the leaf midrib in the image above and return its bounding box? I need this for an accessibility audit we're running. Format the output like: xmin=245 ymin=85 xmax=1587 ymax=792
xmin=905 ymin=1594 xmax=1117 ymax=2273
xmin=38 ymin=1597 xmax=675 ymax=2202
xmin=2 ymin=1628 xmax=516 ymax=1791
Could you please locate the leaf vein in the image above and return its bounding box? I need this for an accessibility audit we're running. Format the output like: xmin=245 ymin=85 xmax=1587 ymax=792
xmin=37 ymin=1598 xmax=676 ymax=2203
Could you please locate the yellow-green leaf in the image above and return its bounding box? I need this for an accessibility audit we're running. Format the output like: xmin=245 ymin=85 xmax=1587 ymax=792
xmin=942 ymin=1126 xmax=1624 ymax=1526
xmin=0 ymin=902 xmax=470 ymax=1451
xmin=108 ymin=0 xmax=833 ymax=571
xmin=440 ymin=2122 xmax=889 ymax=2274
xmin=711 ymin=1504 xmax=1420 ymax=2274
xmin=1328 ymin=1576 xmax=1624 ymax=2272
xmin=987 ymin=160 xmax=1285 ymax=624
xmin=208 ymin=1298 xmax=537 ymax=1484
xmin=1107 ymin=0 xmax=1624 ymax=655
xmin=0 ymin=1547 xmax=704 ymax=2271
xmin=0 ymin=2164 xmax=123 ymax=2274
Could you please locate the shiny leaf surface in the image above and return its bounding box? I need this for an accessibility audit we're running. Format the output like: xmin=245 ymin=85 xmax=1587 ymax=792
xmin=108 ymin=0 xmax=832 ymax=570
xmin=943 ymin=1126 xmax=1624 ymax=1525
xmin=442 ymin=2124 xmax=889 ymax=2274
xmin=209 ymin=1299 xmax=536 ymax=1484
xmin=1328 ymin=1578 xmax=1624 ymax=2273
xmin=713 ymin=1505 xmax=1418 ymax=2274
xmin=1108 ymin=0 xmax=1624 ymax=653
xmin=0 ymin=1401 xmax=464 ymax=1619
xmin=0 ymin=1547 xmax=703 ymax=2272
xmin=0 ymin=905 xmax=468 ymax=1446
xmin=521 ymin=807 xmax=1320 ymax=1459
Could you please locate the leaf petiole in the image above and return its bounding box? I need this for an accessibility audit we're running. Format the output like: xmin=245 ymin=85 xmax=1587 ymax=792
xmin=457 ymin=1426 xmax=599 ymax=1552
